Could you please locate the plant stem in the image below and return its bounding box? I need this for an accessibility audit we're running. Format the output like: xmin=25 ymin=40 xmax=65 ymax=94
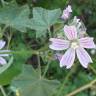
xmin=27 ymin=0 xmax=33 ymax=18
xmin=37 ymin=53 xmax=42 ymax=79
xmin=89 ymin=65 xmax=96 ymax=75
xmin=7 ymin=27 xmax=13 ymax=49
xmin=0 ymin=86 xmax=7 ymax=96
xmin=42 ymin=61 xmax=51 ymax=77
xmin=1 ymin=0 xmax=5 ymax=6
xmin=65 ymin=79 xmax=96 ymax=96
xmin=48 ymin=28 xmax=52 ymax=38
xmin=56 ymin=65 xmax=76 ymax=96
xmin=2 ymin=25 xmax=8 ymax=34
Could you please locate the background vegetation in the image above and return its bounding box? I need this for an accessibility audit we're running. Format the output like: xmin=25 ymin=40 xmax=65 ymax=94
xmin=0 ymin=0 xmax=96 ymax=96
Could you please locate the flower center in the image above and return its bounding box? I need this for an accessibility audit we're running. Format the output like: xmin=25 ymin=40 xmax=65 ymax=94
xmin=71 ymin=41 xmax=79 ymax=49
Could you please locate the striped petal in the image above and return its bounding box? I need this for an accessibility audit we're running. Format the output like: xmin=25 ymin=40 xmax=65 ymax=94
xmin=49 ymin=38 xmax=70 ymax=50
xmin=0 ymin=57 xmax=7 ymax=65
xmin=60 ymin=48 xmax=75 ymax=69
xmin=79 ymin=37 xmax=95 ymax=49
xmin=76 ymin=47 xmax=93 ymax=68
xmin=64 ymin=25 xmax=77 ymax=40
xmin=0 ymin=40 xmax=6 ymax=49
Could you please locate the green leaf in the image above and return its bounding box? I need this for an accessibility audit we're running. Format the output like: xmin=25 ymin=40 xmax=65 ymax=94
xmin=0 ymin=50 xmax=29 ymax=85
xmin=0 ymin=53 xmax=25 ymax=85
xmin=0 ymin=3 xmax=61 ymax=37
xmin=0 ymin=3 xmax=31 ymax=32
xmin=11 ymin=65 xmax=60 ymax=96
xmin=31 ymin=7 xmax=61 ymax=37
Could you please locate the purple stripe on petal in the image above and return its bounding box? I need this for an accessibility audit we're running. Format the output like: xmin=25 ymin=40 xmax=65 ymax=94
xmin=0 ymin=40 xmax=6 ymax=49
xmin=79 ymin=37 xmax=96 ymax=49
xmin=64 ymin=25 xmax=77 ymax=40
xmin=49 ymin=38 xmax=70 ymax=50
xmin=60 ymin=48 xmax=75 ymax=69
xmin=0 ymin=57 xmax=7 ymax=65
xmin=76 ymin=47 xmax=93 ymax=68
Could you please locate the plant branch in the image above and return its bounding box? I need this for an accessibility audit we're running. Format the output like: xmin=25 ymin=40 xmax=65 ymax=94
xmin=37 ymin=53 xmax=42 ymax=79
xmin=65 ymin=79 xmax=96 ymax=96
xmin=42 ymin=61 xmax=51 ymax=78
xmin=0 ymin=86 xmax=7 ymax=96
xmin=89 ymin=65 xmax=96 ymax=75
xmin=56 ymin=65 xmax=76 ymax=96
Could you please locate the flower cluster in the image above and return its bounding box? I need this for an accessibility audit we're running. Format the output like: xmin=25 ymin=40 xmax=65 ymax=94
xmin=0 ymin=40 xmax=10 ymax=65
xmin=49 ymin=5 xmax=95 ymax=69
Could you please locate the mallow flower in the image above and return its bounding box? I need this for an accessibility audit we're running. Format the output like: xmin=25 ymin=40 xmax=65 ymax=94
xmin=49 ymin=25 xmax=95 ymax=69
xmin=61 ymin=5 xmax=72 ymax=20
xmin=0 ymin=40 xmax=9 ymax=65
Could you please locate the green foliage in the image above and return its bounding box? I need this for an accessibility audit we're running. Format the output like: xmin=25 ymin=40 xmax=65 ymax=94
xmin=0 ymin=56 xmax=13 ymax=74
xmin=11 ymin=65 xmax=60 ymax=96
xmin=0 ymin=3 xmax=30 ymax=32
xmin=31 ymin=7 xmax=61 ymax=37
xmin=0 ymin=0 xmax=95 ymax=96
xmin=0 ymin=2 xmax=61 ymax=38
xmin=0 ymin=55 xmax=22 ymax=85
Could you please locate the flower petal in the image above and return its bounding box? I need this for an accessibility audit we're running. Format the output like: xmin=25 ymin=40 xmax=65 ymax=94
xmin=54 ymin=53 xmax=63 ymax=61
xmin=0 ymin=40 xmax=6 ymax=49
xmin=60 ymin=48 xmax=75 ymax=69
xmin=0 ymin=54 xmax=9 ymax=57
xmin=61 ymin=5 xmax=72 ymax=20
xmin=49 ymin=38 xmax=70 ymax=50
xmin=0 ymin=57 xmax=7 ymax=65
xmin=67 ymin=5 xmax=72 ymax=12
xmin=79 ymin=37 xmax=95 ymax=49
xmin=76 ymin=47 xmax=93 ymax=68
xmin=61 ymin=12 xmax=69 ymax=20
xmin=64 ymin=25 xmax=77 ymax=40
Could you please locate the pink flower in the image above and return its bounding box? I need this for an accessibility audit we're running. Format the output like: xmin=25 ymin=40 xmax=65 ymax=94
xmin=61 ymin=5 xmax=72 ymax=20
xmin=49 ymin=25 xmax=95 ymax=69
xmin=0 ymin=40 xmax=10 ymax=65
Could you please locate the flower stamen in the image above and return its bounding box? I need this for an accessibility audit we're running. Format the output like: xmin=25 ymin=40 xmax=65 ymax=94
xmin=71 ymin=42 xmax=79 ymax=49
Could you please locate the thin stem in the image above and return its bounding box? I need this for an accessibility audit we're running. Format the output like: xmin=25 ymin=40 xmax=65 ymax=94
xmin=65 ymin=79 xmax=96 ymax=96
xmin=0 ymin=0 xmax=8 ymax=6
xmin=2 ymin=25 xmax=8 ymax=34
xmin=7 ymin=27 xmax=13 ymax=49
xmin=42 ymin=61 xmax=51 ymax=78
xmin=48 ymin=28 xmax=52 ymax=38
xmin=56 ymin=65 xmax=76 ymax=96
xmin=89 ymin=65 xmax=96 ymax=75
xmin=27 ymin=0 xmax=33 ymax=18
xmin=37 ymin=53 xmax=42 ymax=79
xmin=0 ymin=86 xmax=7 ymax=96
xmin=0 ymin=0 xmax=5 ymax=6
